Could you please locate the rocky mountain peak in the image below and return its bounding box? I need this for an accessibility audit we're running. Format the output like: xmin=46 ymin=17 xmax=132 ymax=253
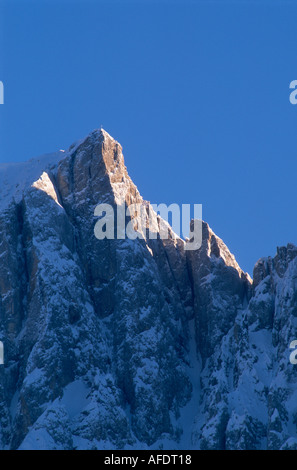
xmin=0 ymin=129 xmax=296 ymax=450
xmin=253 ymin=242 xmax=297 ymax=287
xmin=56 ymin=128 xmax=142 ymax=209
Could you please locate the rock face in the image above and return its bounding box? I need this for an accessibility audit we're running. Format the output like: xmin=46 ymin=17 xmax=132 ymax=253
xmin=0 ymin=128 xmax=296 ymax=449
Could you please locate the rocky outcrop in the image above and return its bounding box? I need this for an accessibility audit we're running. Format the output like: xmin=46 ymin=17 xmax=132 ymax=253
xmin=0 ymin=128 xmax=296 ymax=449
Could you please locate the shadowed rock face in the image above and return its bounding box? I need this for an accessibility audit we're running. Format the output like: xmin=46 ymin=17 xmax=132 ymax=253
xmin=0 ymin=128 xmax=296 ymax=450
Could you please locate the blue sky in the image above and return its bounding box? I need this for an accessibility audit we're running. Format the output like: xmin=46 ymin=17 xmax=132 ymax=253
xmin=0 ymin=0 xmax=297 ymax=275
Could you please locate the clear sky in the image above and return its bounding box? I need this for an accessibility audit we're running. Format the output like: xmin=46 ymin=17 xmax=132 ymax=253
xmin=0 ymin=0 xmax=297 ymax=275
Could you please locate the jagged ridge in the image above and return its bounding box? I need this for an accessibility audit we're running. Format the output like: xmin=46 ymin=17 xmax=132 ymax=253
xmin=0 ymin=128 xmax=296 ymax=449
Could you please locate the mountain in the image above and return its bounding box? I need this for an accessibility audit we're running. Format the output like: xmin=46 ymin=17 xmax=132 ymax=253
xmin=0 ymin=128 xmax=296 ymax=450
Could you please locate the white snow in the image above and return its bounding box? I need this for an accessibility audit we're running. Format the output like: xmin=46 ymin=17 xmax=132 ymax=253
xmin=0 ymin=151 xmax=65 ymax=211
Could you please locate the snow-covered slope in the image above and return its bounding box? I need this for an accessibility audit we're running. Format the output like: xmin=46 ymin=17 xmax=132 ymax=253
xmin=0 ymin=151 xmax=65 ymax=211
xmin=0 ymin=128 xmax=296 ymax=449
